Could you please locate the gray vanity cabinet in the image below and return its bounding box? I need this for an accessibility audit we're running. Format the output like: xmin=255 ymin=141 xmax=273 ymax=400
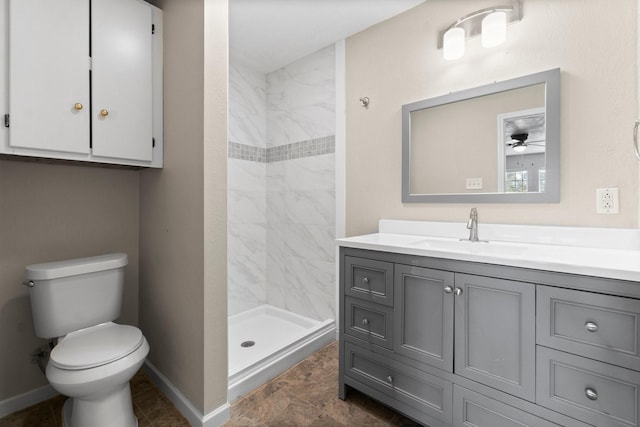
xmin=339 ymin=248 xmax=599 ymax=427
xmin=454 ymin=274 xmax=536 ymax=401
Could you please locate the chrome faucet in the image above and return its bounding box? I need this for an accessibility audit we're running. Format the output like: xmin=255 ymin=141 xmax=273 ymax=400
xmin=466 ymin=208 xmax=480 ymax=242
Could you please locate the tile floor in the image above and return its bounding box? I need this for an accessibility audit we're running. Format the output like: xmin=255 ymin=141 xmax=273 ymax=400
xmin=1 ymin=341 xmax=418 ymax=427
xmin=0 ymin=370 xmax=189 ymax=427
xmin=223 ymin=341 xmax=420 ymax=427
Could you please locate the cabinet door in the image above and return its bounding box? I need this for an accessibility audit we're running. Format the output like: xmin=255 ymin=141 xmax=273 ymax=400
xmin=91 ymin=0 xmax=152 ymax=161
xmin=394 ymin=265 xmax=454 ymax=372
xmin=9 ymin=0 xmax=90 ymax=153
xmin=454 ymin=274 xmax=535 ymax=401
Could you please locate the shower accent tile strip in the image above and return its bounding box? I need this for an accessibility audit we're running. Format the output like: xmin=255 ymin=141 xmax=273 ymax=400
xmin=229 ymin=141 xmax=267 ymax=162
xmin=229 ymin=135 xmax=335 ymax=163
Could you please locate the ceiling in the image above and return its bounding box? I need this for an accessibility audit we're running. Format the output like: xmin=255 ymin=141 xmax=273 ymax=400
xmin=229 ymin=0 xmax=427 ymax=74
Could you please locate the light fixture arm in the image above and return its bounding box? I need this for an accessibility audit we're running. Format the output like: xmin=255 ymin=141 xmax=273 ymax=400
xmin=437 ymin=1 xmax=521 ymax=49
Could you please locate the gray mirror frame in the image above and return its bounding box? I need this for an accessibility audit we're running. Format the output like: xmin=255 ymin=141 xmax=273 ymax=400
xmin=402 ymin=68 xmax=561 ymax=203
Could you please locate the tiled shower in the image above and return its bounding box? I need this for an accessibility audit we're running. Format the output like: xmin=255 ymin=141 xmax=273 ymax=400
xmin=228 ymin=45 xmax=336 ymax=324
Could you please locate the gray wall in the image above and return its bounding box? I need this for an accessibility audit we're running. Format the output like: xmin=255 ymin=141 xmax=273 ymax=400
xmin=140 ymin=0 xmax=228 ymax=414
xmin=0 ymin=159 xmax=139 ymax=401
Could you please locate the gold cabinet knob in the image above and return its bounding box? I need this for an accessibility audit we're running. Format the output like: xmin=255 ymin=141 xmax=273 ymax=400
xmin=100 ymin=109 xmax=109 ymax=117
xmin=74 ymin=103 xmax=83 ymax=110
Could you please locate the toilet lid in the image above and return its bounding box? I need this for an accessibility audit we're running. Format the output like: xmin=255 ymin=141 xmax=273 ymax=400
xmin=50 ymin=322 xmax=144 ymax=370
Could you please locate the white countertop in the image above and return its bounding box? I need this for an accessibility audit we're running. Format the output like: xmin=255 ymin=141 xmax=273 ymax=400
xmin=337 ymin=220 xmax=640 ymax=282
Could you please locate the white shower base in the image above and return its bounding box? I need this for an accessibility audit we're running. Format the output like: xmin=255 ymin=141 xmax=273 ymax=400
xmin=227 ymin=304 xmax=335 ymax=402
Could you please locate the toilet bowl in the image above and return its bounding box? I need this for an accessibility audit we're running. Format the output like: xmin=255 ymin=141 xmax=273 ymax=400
xmin=25 ymin=253 xmax=149 ymax=427
xmin=46 ymin=323 xmax=150 ymax=427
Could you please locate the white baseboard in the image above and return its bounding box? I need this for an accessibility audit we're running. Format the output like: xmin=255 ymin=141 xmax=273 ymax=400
xmin=0 ymin=383 xmax=59 ymax=419
xmin=143 ymin=360 xmax=230 ymax=427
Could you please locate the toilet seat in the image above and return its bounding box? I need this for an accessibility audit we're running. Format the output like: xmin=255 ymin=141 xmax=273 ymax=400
xmin=50 ymin=322 xmax=144 ymax=370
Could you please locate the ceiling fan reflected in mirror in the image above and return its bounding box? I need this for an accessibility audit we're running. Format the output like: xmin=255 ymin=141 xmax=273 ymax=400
xmin=507 ymin=133 xmax=545 ymax=153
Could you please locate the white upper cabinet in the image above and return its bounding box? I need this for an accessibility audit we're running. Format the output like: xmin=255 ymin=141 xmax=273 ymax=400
xmin=1 ymin=0 xmax=163 ymax=167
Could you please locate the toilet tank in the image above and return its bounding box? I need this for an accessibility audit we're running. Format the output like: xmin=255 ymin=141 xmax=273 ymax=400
xmin=25 ymin=253 xmax=128 ymax=338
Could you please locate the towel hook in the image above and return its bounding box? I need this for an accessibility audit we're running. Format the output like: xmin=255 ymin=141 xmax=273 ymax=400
xmin=634 ymin=120 xmax=640 ymax=161
xmin=359 ymin=97 xmax=370 ymax=108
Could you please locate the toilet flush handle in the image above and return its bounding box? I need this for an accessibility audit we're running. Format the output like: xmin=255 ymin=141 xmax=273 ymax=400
xmin=22 ymin=280 xmax=34 ymax=287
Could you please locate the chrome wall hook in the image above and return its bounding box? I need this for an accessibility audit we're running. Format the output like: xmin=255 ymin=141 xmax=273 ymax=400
xmin=359 ymin=97 xmax=370 ymax=108
xmin=634 ymin=120 xmax=640 ymax=161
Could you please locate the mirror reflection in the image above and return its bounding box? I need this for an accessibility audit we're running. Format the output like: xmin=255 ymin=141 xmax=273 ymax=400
xmin=402 ymin=68 xmax=560 ymax=203
xmin=499 ymin=107 xmax=546 ymax=193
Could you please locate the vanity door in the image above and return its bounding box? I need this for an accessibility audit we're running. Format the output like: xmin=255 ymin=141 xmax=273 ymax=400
xmin=393 ymin=264 xmax=454 ymax=372
xmin=454 ymin=274 xmax=536 ymax=401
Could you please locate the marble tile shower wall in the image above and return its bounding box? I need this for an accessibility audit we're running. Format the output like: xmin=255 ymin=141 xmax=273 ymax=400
xmin=266 ymin=152 xmax=335 ymax=322
xmin=266 ymin=45 xmax=336 ymax=322
xmin=228 ymin=62 xmax=268 ymax=315
xmin=228 ymin=45 xmax=336 ymax=322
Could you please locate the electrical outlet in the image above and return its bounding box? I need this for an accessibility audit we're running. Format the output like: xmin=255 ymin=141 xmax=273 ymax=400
xmin=596 ymin=188 xmax=619 ymax=214
xmin=466 ymin=178 xmax=483 ymax=190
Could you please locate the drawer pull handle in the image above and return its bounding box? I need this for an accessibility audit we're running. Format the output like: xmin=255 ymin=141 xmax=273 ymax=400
xmin=454 ymin=287 xmax=463 ymax=296
xmin=585 ymin=387 xmax=598 ymax=401
xmin=585 ymin=322 xmax=598 ymax=332
xmin=362 ymin=318 xmax=369 ymax=326
xmin=387 ymin=376 xmax=393 ymax=384
xmin=362 ymin=277 xmax=369 ymax=284
xmin=444 ymin=285 xmax=453 ymax=294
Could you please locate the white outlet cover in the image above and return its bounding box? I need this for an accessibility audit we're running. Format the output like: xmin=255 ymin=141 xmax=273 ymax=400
xmin=596 ymin=188 xmax=619 ymax=214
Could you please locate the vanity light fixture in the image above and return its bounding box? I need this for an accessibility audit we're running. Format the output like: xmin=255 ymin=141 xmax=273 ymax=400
xmin=439 ymin=1 xmax=521 ymax=60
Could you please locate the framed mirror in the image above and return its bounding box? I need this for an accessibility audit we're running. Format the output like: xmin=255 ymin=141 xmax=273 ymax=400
xmin=402 ymin=68 xmax=560 ymax=203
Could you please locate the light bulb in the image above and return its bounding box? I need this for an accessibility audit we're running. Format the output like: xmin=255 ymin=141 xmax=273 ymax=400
xmin=443 ymin=27 xmax=465 ymax=60
xmin=512 ymin=143 xmax=527 ymax=153
xmin=482 ymin=11 xmax=507 ymax=48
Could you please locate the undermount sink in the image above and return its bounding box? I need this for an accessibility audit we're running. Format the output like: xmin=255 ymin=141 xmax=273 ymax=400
xmin=410 ymin=237 xmax=529 ymax=258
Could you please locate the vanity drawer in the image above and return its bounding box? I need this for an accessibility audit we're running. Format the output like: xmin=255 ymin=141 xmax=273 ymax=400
xmin=344 ymin=341 xmax=452 ymax=425
xmin=537 ymin=346 xmax=640 ymax=427
xmin=344 ymin=256 xmax=394 ymax=306
xmin=344 ymin=296 xmax=393 ymax=349
xmin=454 ymin=385 xmax=559 ymax=427
xmin=537 ymin=285 xmax=640 ymax=371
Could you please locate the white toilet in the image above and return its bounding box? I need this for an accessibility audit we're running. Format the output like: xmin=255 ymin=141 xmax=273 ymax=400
xmin=25 ymin=253 xmax=150 ymax=427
